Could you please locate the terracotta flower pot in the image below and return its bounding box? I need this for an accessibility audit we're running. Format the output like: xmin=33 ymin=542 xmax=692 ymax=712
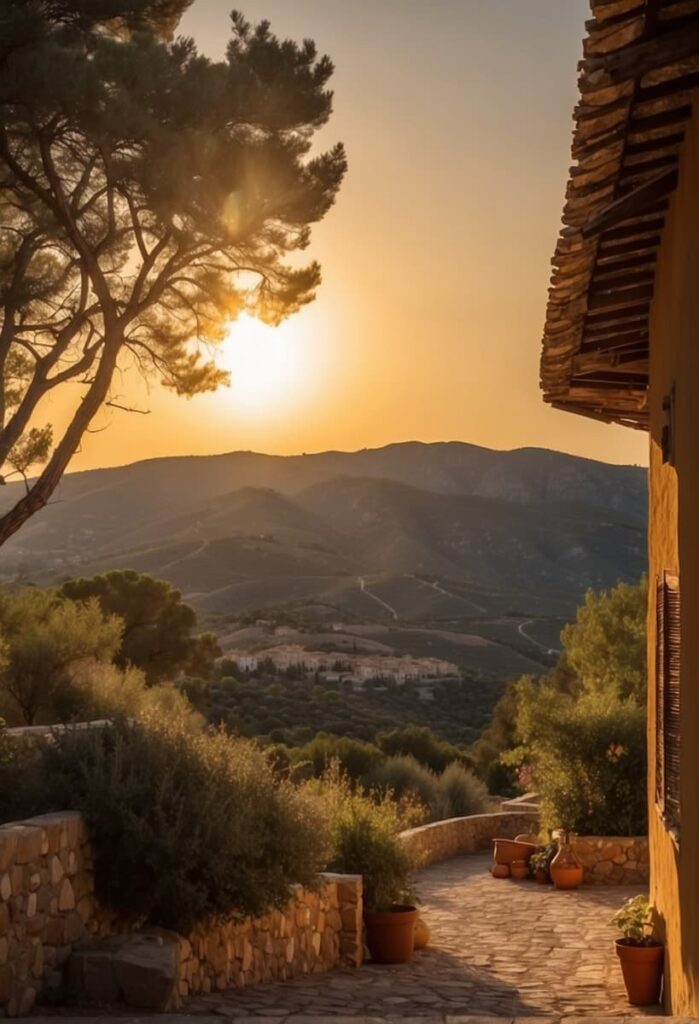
xmin=493 ymin=838 xmax=537 ymax=866
xmin=615 ymin=939 xmax=664 ymax=1005
xmin=550 ymin=863 xmax=584 ymax=889
xmin=534 ymin=868 xmax=550 ymax=884
xmin=510 ymin=859 xmax=529 ymax=880
xmin=491 ymin=863 xmax=510 ymax=879
xmin=364 ymin=905 xmax=417 ymax=964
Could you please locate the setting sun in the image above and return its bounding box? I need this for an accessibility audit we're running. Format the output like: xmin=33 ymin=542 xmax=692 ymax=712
xmin=216 ymin=313 xmax=312 ymax=417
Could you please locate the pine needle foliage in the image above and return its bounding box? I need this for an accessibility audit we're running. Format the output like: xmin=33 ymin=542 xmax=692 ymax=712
xmin=0 ymin=1 xmax=346 ymax=544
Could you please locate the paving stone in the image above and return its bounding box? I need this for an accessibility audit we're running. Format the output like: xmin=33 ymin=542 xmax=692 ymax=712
xmin=181 ymin=854 xmax=658 ymax=1021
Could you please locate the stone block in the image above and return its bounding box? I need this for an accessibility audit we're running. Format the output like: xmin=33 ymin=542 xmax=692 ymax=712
xmin=58 ymin=877 xmax=76 ymax=911
xmin=0 ymin=829 xmax=18 ymax=873
xmin=70 ymin=932 xmax=179 ymax=1012
xmin=13 ymin=826 xmax=44 ymax=865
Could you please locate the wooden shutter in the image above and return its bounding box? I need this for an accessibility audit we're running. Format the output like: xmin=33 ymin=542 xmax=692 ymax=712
xmin=656 ymin=572 xmax=680 ymax=835
xmin=655 ymin=578 xmax=665 ymax=805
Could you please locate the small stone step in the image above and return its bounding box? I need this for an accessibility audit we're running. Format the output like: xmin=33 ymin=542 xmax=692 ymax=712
xmin=67 ymin=932 xmax=179 ymax=1012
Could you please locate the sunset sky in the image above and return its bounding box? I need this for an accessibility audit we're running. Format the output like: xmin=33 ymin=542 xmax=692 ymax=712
xmin=54 ymin=0 xmax=648 ymax=471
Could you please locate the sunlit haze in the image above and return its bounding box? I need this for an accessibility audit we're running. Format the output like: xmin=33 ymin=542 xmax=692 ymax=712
xmin=51 ymin=0 xmax=648 ymax=471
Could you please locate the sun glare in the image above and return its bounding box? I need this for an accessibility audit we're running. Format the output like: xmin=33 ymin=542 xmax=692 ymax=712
xmin=217 ymin=313 xmax=312 ymax=417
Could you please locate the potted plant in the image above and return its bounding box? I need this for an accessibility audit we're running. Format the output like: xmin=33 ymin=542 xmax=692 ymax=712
xmin=326 ymin=780 xmax=418 ymax=964
xmin=613 ymin=895 xmax=664 ymax=1005
xmin=529 ymin=843 xmax=556 ymax=883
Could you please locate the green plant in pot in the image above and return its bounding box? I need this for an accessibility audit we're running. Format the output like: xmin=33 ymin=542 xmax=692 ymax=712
xmin=613 ymin=895 xmax=664 ymax=1006
xmin=325 ymin=776 xmax=418 ymax=964
xmin=529 ymin=843 xmax=556 ymax=883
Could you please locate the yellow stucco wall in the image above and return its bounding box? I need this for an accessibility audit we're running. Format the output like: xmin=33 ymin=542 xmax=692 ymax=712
xmin=647 ymin=89 xmax=699 ymax=1015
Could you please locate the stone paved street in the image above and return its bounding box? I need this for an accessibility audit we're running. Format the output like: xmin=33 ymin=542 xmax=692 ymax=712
xmin=185 ymin=854 xmax=658 ymax=1020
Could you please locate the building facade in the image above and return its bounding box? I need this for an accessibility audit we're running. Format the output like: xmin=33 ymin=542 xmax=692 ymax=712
xmin=540 ymin=2 xmax=699 ymax=1012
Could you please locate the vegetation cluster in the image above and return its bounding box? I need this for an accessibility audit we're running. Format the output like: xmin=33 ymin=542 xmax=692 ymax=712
xmin=1 ymin=716 xmax=420 ymax=929
xmin=475 ymin=579 xmax=648 ymax=836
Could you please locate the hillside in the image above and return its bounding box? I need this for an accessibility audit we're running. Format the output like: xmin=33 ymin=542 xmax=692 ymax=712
xmin=0 ymin=441 xmax=647 ymax=679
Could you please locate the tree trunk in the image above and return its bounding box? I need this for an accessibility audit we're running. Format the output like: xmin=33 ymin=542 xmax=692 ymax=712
xmin=0 ymin=330 xmax=122 ymax=548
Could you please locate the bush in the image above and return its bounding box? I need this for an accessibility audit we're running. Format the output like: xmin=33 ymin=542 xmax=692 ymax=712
xmin=27 ymin=718 xmax=329 ymax=932
xmin=286 ymin=733 xmax=383 ymax=781
xmin=58 ymin=661 xmax=203 ymax=731
xmin=436 ymin=762 xmax=489 ymax=819
xmin=376 ymin=725 xmax=471 ymax=773
xmin=369 ymin=755 xmax=439 ymax=815
xmin=507 ymin=689 xmax=647 ymax=836
xmin=318 ymin=771 xmax=416 ymax=910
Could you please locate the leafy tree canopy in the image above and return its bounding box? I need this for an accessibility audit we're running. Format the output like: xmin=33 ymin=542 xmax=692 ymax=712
xmin=61 ymin=569 xmax=220 ymax=683
xmin=471 ymin=577 xmax=647 ymax=795
xmin=561 ymin=577 xmax=647 ymax=703
xmin=0 ymin=1 xmax=346 ymax=544
xmin=0 ymin=586 xmax=122 ymax=724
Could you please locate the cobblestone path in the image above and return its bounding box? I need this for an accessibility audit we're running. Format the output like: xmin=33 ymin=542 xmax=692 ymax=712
xmin=185 ymin=854 xmax=658 ymax=1020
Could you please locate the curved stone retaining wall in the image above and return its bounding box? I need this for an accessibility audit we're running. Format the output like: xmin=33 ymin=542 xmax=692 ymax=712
xmin=400 ymin=811 xmax=540 ymax=867
xmin=400 ymin=813 xmax=649 ymax=887
xmin=0 ymin=811 xmax=362 ymax=1017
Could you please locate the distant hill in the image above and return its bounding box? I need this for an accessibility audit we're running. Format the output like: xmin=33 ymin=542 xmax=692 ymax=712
xmin=0 ymin=441 xmax=647 ymax=678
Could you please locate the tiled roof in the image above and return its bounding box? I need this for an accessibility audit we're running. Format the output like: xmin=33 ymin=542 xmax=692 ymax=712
xmin=540 ymin=0 xmax=699 ymax=429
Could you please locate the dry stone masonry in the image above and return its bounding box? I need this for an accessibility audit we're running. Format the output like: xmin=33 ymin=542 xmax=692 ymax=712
xmin=0 ymin=811 xmax=108 ymax=1017
xmin=0 ymin=811 xmax=361 ymax=1017
xmin=400 ymin=811 xmax=541 ymax=867
xmin=573 ymin=835 xmax=650 ymax=886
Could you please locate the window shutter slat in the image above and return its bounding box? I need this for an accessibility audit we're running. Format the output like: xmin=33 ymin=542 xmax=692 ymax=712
xmin=663 ymin=576 xmax=681 ymax=831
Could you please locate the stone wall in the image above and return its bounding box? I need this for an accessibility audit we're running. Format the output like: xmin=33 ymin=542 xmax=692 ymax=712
xmin=173 ymin=872 xmax=361 ymax=1004
xmin=572 ymin=835 xmax=650 ymax=886
xmin=400 ymin=811 xmax=540 ymax=868
xmin=5 ymin=722 xmax=112 ymax=759
xmin=399 ymin=813 xmax=649 ymax=887
xmin=0 ymin=811 xmax=362 ymax=1017
xmin=0 ymin=811 xmax=112 ymax=1017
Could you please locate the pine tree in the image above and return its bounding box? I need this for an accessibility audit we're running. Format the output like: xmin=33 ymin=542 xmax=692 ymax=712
xmin=0 ymin=2 xmax=346 ymax=544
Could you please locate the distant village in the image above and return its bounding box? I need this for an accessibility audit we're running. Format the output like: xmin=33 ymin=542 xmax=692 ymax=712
xmin=228 ymin=641 xmax=460 ymax=700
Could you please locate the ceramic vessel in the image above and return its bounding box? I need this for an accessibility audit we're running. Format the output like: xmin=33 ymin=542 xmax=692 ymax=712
xmin=364 ymin=905 xmax=417 ymax=964
xmin=550 ymin=831 xmax=584 ymax=889
xmin=615 ymin=939 xmax=664 ymax=1005
xmin=492 ymin=838 xmax=537 ymax=866
xmin=491 ymin=863 xmax=510 ymax=879
xmin=510 ymin=859 xmax=529 ymax=880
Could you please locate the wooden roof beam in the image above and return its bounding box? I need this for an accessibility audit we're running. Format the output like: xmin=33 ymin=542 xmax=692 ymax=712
xmin=587 ymin=282 xmax=655 ymax=310
xmin=582 ymin=166 xmax=678 ymax=236
xmin=572 ymin=351 xmax=649 ymax=375
xmin=580 ymin=19 xmax=699 ymax=86
xmin=550 ymin=401 xmax=648 ymax=431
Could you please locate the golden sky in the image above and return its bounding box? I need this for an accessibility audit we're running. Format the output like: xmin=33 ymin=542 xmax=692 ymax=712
xmin=54 ymin=0 xmax=649 ymax=472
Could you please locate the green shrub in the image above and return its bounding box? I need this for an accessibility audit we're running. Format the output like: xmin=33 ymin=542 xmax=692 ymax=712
xmin=369 ymin=755 xmax=439 ymax=815
xmin=288 ymin=733 xmax=383 ymax=781
xmin=506 ymin=689 xmax=647 ymax=836
xmin=436 ymin=762 xmax=489 ymax=819
xmin=30 ymin=718 xmax=329 ymax=931
xmin=318 ymin=771 xmax=416 ymax=910
xmin=377 ymin=725 xmax=471 ymax=773
xmin=59 ymin=661 xmax=203 ymax=730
